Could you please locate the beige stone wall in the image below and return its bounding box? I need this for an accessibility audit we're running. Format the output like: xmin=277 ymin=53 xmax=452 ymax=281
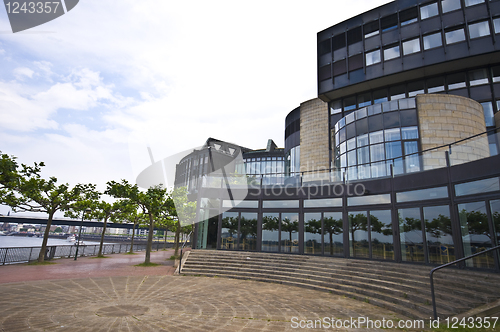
xmin=299 ymin=98 xmax=330 ymax=182
xmin=416 ymin=94 xmax=489 ymax=169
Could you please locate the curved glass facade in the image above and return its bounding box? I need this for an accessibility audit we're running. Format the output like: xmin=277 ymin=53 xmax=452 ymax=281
xmin=333 ymin=98 xmax=420 ymax=180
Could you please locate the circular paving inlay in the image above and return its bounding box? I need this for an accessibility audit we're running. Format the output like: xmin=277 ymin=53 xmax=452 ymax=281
xmin=97 ymin=304 xmax=149 ymax=317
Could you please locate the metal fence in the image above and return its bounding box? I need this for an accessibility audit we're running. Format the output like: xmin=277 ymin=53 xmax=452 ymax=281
xmin=0 ymin=242 xmax=172 ymax=265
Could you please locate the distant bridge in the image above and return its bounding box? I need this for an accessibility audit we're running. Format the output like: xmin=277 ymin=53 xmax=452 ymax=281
xmin=0 ymin=216 xmax=141 ymax=230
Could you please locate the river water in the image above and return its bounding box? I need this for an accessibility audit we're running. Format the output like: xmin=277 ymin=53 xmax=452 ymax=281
xmin=0 ymin=236 xmax=101 ymax=248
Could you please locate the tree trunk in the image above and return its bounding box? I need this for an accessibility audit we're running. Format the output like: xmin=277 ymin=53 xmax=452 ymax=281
xmin=145 ymin=214 xmax=154 ymax=264
xmin=163 ymin=227 xmax=167 ymax=250
xmin=38 ymin=211 xmax=54 ymax=263
xmin=129 ymin=218 xmax=137 ymax=253
xmin=97 ymin=216 xmax=109 ymax=257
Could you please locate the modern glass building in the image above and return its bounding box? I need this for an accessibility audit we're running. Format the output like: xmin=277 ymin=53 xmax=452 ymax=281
xmin=181 ymin=0 xmax=500 ymax=271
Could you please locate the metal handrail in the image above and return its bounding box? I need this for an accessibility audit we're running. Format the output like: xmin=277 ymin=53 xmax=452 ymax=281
xmin=430 ymin=245 xmax=500 ymax=319
xmin=177 ymin=231 xmax=192 ymax=274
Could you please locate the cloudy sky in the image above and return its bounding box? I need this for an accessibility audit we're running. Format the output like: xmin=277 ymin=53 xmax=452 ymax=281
xmin=0 ymin=0 xmax=391 ymax=215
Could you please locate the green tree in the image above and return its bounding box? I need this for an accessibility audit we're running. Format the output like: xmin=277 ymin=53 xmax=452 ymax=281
xmin=54 ymin=226 xmax=63 ymax=233
xmin=106 ymin=180 xmax=172 ymax=264
xmin=4 ymin=173 xmax=98 ymax=262
xmin=171 ymin=187 xmax=196 ymax=256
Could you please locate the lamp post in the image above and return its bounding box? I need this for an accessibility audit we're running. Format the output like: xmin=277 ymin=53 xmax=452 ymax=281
xmin=74 ymin=208 xmax=91 ymax=260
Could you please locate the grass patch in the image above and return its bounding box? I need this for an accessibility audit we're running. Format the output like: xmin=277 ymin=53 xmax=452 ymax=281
xmin=27 ymin=261 xmax=56 ymax=265
xmin=169 ymin=255 xmax=178 ymax=260
xmin=134 ymin=262 xmax=161 ymax=267
xmin=124 ymin=252 xmax=137 ymax=255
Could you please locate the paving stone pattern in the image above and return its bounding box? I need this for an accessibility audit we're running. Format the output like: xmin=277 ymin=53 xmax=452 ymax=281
xmin=0 ymin=275 xmax=410 ymax=332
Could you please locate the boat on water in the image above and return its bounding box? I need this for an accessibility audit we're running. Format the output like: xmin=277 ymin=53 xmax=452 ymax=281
xmin=67 ymin=235 xmax=76 ymax=242
xmin=0 ymin=231 xmax=5 ymax=236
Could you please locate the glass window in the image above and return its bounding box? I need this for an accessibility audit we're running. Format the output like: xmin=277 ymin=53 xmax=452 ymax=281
xmin=281 ymin=213 xmax=299 ymax=253
xmin=447 ymin=72 xmax=466 ymax=90
xmin=423 ymin=32 xmax=442 ymax=50
xmin=366 ymin=49 xmax=381 ymax=66
xmin=333 ymin=59 xmax=347 ymax=76
xmin=262 ymin=213 xmax=279 ymax=252
xmin=358 ymin=164 xmax=371 ymax=179
xmin=490 ymin=200 xmax=500 ymax=248
xmin=347 ymin=137 xmax=356 ymax=151
xmin=445 ymin=28 xmax=466 ymax=44
xmin=469 ymin=69 xmax=489 ymax=86
xmin=358 ymin=146 xmax=370 ymax=165
xmin=262 ymin=200 xmax=299 ymax=208
xmin=364 ymin=20 xmax=379 ymax=38
xmin=348 ymin=194 xmax=391 ymax=206
xmin=442 ymin=0 xmax=461 ymax=13
xmin=221 ymin=212 xmax=239 ymax=250
xmin=403 ymin=38 xmax=421 ymax=55
xmin=347 ymin=150 xmax=357 ymax=166
xmin=304 ymin=213 xmax=322 ymax=255
xmin=370 ymin=143 xmax=385 ymax=162
xmin=381 ymin=13 xmax=398 ymax=32
xmin=370 ymin=210 xmax=394 ymax=260
xmin=350 ymin=212 xmax=369 ymax=258
xmin=455 ymin=177 xmax=500 ymax=196
xmin=332 ymin=33 xmax=346 ymax=51
xmin=465 ymin=0 xmax=484 ymax=6
xmin=304 ymin=198 xmax=342 ymax=208
xmin=383 ymin=111 xmax=400 ymax=128
xmin=357 ymin=118 xmax=368 ymax=135
xmin=373 ymin=89 xmax=388 ymax=104
xmin=357 ymin=93 xmax=371 ymax=108
xmin=400 ymin=7 xmax=418 ymax=26
xmin=408 ymin=80 xmax=425 ymax=97
xmin=240 ymin=212 xmax=257 ymax=251
xmin=494 ymin=18 xmax=500 ymax=34
xmin=369 ymin=130 xmax=384 ymax=144
xmin=399 ymin=208 xmax=425 ymax=262
xmin=347 ymin=27 xmax=362 ymax=45
xmin=384 ymin=128 xmax=401 ymax=141
xmin=344 ymin=97 xmax=356 ymax=111
xmin=367 ymin=103 xmax=382 ymax=115
xmin=404 ymin=141 xmax=420 ymax=172
xmin=324 ymin=212 xmax=344 ymax=256
xmin=469 ymin=21 xmax=490 ymax=39
xmin=390 ymin=85 xmax=406 ymax=100
xmin=424 ymin=206 xmax=455 ymax=264
xmin=223 ymin=200 xmax=259 ymax=209
xmin=493 ymin=66 xmax=500 ymax=82
xmin=458 ymin=202 xmax=495 ymax=268
xmin=397 ymin=186 xmax=448 ymax=202
xmin=427 ymin=76 xmax=445 ymax=93
xmin=371 ymin=161 xmax=387 ymax=178
xmin=340 ymin=141 xmax=346 ymax=154
xmin=400 ymin=109 xmax=418 ymax=127
xmin=420 ymin=2 xmax=439 ymax=19
xmin=402 ymin=126 xmax=419 ymax=139
xmin=357 ymin=134 xmax=369 ymax=147
xmin=481 ymin=101 xmax=495 ymax=127
xmin=369 ymin=114 xmax=384 ymax=132
xmin=386 ymin=141 xmax=403 ymax=160
xmin=384 ymin=44 xmax=400 ymax=61
xmin=356 ymin=107 xmax=368 ymax=119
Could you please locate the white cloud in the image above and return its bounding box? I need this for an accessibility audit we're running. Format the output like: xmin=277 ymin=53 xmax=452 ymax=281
xmin=13 ymin=67 xmax=34 ymax=80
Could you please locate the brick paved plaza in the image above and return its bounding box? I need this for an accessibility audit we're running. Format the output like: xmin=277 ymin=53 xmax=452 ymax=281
xmin=0 ymin=251 xmax=415 ymax=331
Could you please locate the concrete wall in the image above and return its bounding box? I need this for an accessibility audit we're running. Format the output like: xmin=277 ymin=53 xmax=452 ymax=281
xmin=417 ymin=94 xmax=489 ymax=169
xmin=299 ymin=98 xmax=330 ymax=182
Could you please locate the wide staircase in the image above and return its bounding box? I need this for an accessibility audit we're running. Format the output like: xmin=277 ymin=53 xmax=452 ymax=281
xmin=180 ymin=250 xmax=500 ymax=320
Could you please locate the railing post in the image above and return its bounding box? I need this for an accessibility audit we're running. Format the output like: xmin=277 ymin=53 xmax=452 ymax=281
xmin=29 ymin=247 xmax=33 ymax=262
